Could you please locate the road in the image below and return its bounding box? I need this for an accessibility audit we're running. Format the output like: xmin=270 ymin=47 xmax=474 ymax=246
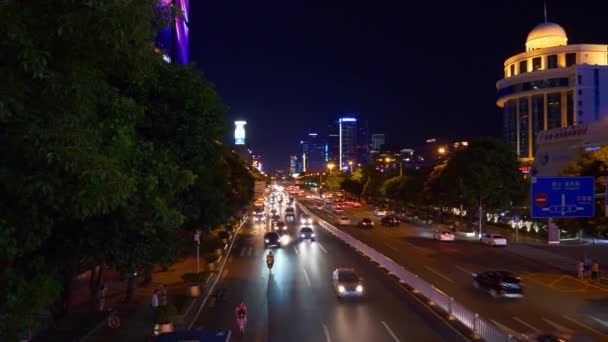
xmin=191 ymin=200 xmax=467 ymax=341
xmin=300 ymin=197 xmax=608 ymax=340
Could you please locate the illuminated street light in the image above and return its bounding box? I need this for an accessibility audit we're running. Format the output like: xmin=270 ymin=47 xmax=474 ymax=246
xmin=438 ymin=147 xmax=446 ymax=155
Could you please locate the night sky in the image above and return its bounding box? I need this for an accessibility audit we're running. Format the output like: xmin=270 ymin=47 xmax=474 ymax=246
xmin=190 ymin=1 xmax=608 ymax=172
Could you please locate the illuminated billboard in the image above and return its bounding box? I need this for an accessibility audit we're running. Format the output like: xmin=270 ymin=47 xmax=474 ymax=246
xmin=234 ymin=120 xmax=247 ymax=145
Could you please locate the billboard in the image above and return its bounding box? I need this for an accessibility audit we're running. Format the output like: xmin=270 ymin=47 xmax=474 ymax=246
xmin=234 ymin=121 xmax=246 ymax=145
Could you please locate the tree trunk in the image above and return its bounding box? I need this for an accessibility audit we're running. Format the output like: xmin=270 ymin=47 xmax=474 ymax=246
xmin=124 ymin=272 xmax=136 ymax=303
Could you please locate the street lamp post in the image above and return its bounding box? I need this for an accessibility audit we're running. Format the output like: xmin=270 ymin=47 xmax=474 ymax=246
xmin=348 ymin=161 xmax=353 ymax=173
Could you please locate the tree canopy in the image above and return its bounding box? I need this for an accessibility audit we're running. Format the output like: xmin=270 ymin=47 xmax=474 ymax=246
xmin=0 ymin=1 xmax=253 ymax=338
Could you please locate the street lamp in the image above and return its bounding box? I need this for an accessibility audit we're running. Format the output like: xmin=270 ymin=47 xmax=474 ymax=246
xmin=384 ymin=157 xmax=402 ymax=177
xmin=438 ymin=147 xmax=447 ymax=155
xmin=327 ymin=162 xmax=335 ymax=174
xmin=348 ymin=161 xmax=353 ymax=173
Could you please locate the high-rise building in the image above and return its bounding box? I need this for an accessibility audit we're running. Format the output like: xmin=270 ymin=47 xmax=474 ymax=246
xmin=289 ymin=156 xmax=298 ymax=175
xmin=300 ymin=133 xmax=326 ymax=173
xmin=356 ymin=119 xmax=369 ymax=165
xmin=371 ymin=134 xmax=385 ymax=150
xmin=233 ymin=120 xmax=251 ymax=164
xmin=155 ymin=0 xmax=189 ymax=64
xmin=252 ymin=154 xmax=262 ymax=172
xmin=496 ymin=20 xmax=608 ymax=161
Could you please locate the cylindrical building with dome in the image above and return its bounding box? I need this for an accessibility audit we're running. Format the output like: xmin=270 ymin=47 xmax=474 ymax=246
xmin=496 ymin=21 xmax=608 ymax=161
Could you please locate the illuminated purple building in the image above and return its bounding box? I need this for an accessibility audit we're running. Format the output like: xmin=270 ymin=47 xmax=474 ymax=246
xmin=156 ymin=0 xmax=189 ymax=64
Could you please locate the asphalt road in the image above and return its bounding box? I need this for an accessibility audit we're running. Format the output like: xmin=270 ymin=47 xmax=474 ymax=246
xmin=300 ymin=197 xmax=608 ymax=341
xmin=192 ymin=199 xmax=467 ymax=342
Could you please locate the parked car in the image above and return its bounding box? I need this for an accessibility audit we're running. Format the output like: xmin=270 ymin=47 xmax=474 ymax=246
xmin=472 ymin=270 xmax=523 ymax=298
xmin=336 ymin=216 xmax=352 ymax=225
xmin=433 ymin=230 xmax=455 ymax=241
xmin=380 ymin=215 xmax=400 ymax=227
xmin=332 ymin=268 xmax=364 ymax=298
xmin=480 ymin=234 xmax=507 ymax=246
xmin=374 ymin=208 xmax=387 ymax=217
xmin=357 ymin=218 xmax=374 ymax=228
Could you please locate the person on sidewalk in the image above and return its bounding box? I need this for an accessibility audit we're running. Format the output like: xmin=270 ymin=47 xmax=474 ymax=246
xmin=584 ymin=256 xmax=592 ymax=278
xmin=159 ymin=284 xmax=168 ymax=305
xmin=151 ymin=290 xmax=159 ymax=324
xmin=591 ymin=261 xmax=600 ymax=283
xmin=97 ymin=283 xmax=107 ymax=311
xmin=577 ymin=259 xmax=584 ymax=279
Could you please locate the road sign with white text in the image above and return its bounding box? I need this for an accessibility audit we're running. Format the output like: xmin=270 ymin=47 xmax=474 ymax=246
xmin=531 ymin=177 xmax=595 ymax=218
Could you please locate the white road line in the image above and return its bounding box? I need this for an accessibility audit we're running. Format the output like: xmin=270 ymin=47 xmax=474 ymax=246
xmin=513 ymin=316 xmax=542 ymax=334
xmin=254 ymin=250 xmax=258 ymax=257
xmin=542 ymin=317 xmax=574 ymax=333
xmin=454 ymin=265 xmax=473 ymax=274
xmin=384 ymin=242 xmax=399 ymax=253
xmin=322 ymin=323 xmax=332 ymax=342
xmin=318 ymin=243 xmax=328 ymax=253
xmin=247 ymin=247 xmax=253 ymax=256
xmin=424 ymin=266 xmax=454 ymax=283
xmin=239 ymin=247 xmax=245 ymax=257
xmin=381 ymin=321 xmax=400 ymax=342
xmin=589 ymin=315 xmax=608 ymax=328
xmin=490 ymin=319 xmax=522 ymax=338
xmin=563 ymin=315 xmax=605 ymax=336
xmin=303 ymin=269 xmax=312 ymax=287
xmin=293 ymin=246 xmax=300 ymax=256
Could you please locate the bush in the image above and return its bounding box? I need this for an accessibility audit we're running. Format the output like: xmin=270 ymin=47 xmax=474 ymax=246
xmin=155 ymin=304 xmax=178 ymax=324
xmin=224 ymin=224 xmax=234 ymax=232
xmin=181 ymin=272 xmax=205 ymax=283
xmin=206 ymin=254 xmax=218 ymax=263
xmin=218 ymin=230 xmax=230 ymax=240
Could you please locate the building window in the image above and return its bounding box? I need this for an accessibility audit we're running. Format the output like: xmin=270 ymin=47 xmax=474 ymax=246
xmin=519 ymin=60 xmax=527 ymax=74
xmin=578 ymin=75 xmax=583 ymax=85
xmin=578 ymin=110 xmax=583 ymax=117
xmin=503 ymin=100 xmax=517 ymax=152
xmin=578 ymin=100 xmax=583 ymax=106
xmin=518 ymin=97 xmax=530 ymax=159
xmin=547 ymin=93 xmax=562 ymax=129
xmin=566 ymin=53 xmax=576 ymax=67
xmin=547 ymin=55 xmax=558 ymax=69
xmin=594 ymin=68 xmax=600 ymax=120
xmin=567 ymin=91 xmax=574 ymax=126
xmin=531 ymin=95 xmax=545 ymax=155
xmin=532 ymin=57 xmax=542 ymax=71
xmin=578 ymin=89 xmax=582 ymax=95
xmin=510 ymin=64 xmax=515 ymax=77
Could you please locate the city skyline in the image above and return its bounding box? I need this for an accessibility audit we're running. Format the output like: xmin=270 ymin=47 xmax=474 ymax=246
xmin=190 ymin=1 xmax=608 ymax=171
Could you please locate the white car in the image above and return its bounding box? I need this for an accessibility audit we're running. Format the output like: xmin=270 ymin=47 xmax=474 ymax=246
xmin=433 ymin=230 xmax=455 ymax=241
xmin=480 ymin=234 xmax=508 ymax=246
xmin=374 ymin=208 xmax=387 ymax=217
xmin=336 ymin=216 xmax=352 ymax=225
xmin=334 ymin=207 xmax=344 ymax=214
xmin=300 ymin=214 xmax=313 ymax=225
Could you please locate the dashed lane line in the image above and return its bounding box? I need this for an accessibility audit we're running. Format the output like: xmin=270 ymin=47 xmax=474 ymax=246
xmin=512 ymin=316 xmax=542 ymax=334
xmin=318 ymin=243 xmax=328 ymax=253
xmin=542 ymin=317 xmax=574 ymax=334
xmin=563 ymin=315 xmax=606 ymax=336
xmin=322 ymin=324 xmax=332 ymax=342
xmin=293 ymin=246 xmax=300 ymax=256
xmin=454 ymin=265 xmax=473 ymax=274
xmin=381 ymin=321 xmax=400 ymax=342
xmin=490 ymin=319 xmax=522 ymax=338
xmin=303 ymin=269 xmax=312 ymax=287
xmin=424 ymin=265 xmax=454 ymax=283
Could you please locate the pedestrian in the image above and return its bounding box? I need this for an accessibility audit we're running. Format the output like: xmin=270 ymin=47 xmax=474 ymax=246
xmin=159 ymin=284 xmax=168 ymax=305
xmin=151 ymin=289 xmax=159 ymax=324
xmin=97 ymin=283 xmax=107 ymax=311
xmin=592 ymin=261 xmax=600 ymax=283
xmin=577 ymin=259 xmax=584 ymax=279
xmin=584 ymin=256 xmax=592 ymax=278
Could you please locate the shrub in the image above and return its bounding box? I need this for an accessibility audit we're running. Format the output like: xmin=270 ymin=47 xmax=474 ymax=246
xmin=155 ymin=304 xmax=178 ymax=324
xmin=218 ymin=230 xmax=230 ymax=240
xmin=206 ymin=254 xmax=218 ymax=263
xmin=181 ymin=272 xmax=205 ymax=283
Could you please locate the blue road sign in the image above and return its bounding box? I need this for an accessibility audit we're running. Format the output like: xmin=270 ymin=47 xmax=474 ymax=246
xmin=531 ymin=177 xmax=595 ymax=218
xmin=513 ymin=215 xmax=521 ymax=223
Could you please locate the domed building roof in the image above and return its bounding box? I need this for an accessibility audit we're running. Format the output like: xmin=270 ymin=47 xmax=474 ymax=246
xmin=525 ymin=22 xmax=568 ymax=51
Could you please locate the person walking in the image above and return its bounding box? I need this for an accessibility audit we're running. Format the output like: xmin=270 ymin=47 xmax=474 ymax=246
xmin=97 ymin=283 xmax=107 ymax=311
xmin=591 ymin=261 xmax=600 ymax=283
xmin=577 ymin=259 xmax=584 ymax=279
xmin=159 ymin=284 xmax=168 ymax=305
xmin=151 ymin=289 xmax=159 ymax=324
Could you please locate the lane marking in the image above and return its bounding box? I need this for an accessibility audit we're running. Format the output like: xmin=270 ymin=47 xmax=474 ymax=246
xmin=384 ymin=242 xmax=399 ymax=253
xmin=293 ymin=246 xmax=300 ymax=256
xmin=490 ymin=319 xmax=522 ymax=338
xmin=563 ymin=315 xmax=605 ymax=336
xmin=303 ymin=269 xmax=312 ymax=287
xmin=318 ymin=243 xmax=328 ymax=253
xmin=454 ymin=265 xmax=473 ymax=274
xmin=424 ymin=266 xmax=454 ymax=283
xmin=240 ymin=247 xmax=245 ymax=257
xmin=381 ymin=321 xmax=400 ymax=342
xmin=513 ymin=316 xmax=542 ymax=334
xmin=542 ymin=317 xmax=574 ymax=334
xmin=248 ymin=247 xmax=253 ymax=256
xmin=322 ymin=323 xmax=332 ymax=342
xmin=589 ymin=315 xmax=608 ymax=328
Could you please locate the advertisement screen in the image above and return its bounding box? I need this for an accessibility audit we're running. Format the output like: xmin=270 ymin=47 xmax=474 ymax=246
xmin=234 ymin=121 xmax=246 ymax=145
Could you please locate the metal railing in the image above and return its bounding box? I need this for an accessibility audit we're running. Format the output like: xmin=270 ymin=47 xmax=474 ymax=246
xmin=298 ymin=202 xmax=514 ymax=342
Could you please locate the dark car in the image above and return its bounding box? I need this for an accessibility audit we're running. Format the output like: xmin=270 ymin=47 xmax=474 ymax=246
xmin=381 ymin=215 xmax=400 ymax=227
xmin=275 ymin=220 xmax=287 ymax=231
xmin=332 ymin=268 xmax=364 ymax=298
xmin=357 ymin=218 xmax=374 ymax=228
xmin=264 ymin=232 xmax=281 ymax=248
xmin=298 ymin=226 xmax=315 ymax=242
xmin=472 ymin=270 xmax=523 ymax=298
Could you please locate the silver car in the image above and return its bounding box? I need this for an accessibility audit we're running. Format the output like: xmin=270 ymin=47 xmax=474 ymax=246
xmin=332 ymin=268 xmax=364 ymax=298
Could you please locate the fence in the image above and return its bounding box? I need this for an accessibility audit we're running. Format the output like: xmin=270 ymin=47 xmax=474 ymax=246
xmin=297 ymin=202 xmax=515 ymax=342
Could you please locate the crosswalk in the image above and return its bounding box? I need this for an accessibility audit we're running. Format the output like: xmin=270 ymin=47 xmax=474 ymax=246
xmin=506 ymin=244 xmax=578 ymax=273
xmin=238 ymin=246 xmax=259 ymax=257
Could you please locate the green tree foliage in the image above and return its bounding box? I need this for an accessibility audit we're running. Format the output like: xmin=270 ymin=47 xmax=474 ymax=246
xmin=558 ymin=146 xmax=608 ymax=235
xmin=0 ymin=0 xmax=253 ymax=338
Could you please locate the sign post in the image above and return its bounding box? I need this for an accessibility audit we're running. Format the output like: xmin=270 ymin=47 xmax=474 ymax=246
xmin=531 ymin=176 xmax=595 ymax=244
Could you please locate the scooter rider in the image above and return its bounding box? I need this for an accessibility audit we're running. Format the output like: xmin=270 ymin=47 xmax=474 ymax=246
xmin=266 ymin=251 xmax=274 ymax=269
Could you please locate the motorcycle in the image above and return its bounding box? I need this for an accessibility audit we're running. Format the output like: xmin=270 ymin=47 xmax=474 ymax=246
xmin=237 ymin=313 xmax=247 ymax=335
xmin=266 ymin=257 xmax=274 ymax=270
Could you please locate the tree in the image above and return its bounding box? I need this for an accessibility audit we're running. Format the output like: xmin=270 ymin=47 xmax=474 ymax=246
xmin=558 ymin=146 xmax=608 ymax=236
xmin=428 ymin=137 xmax=527 ymax=232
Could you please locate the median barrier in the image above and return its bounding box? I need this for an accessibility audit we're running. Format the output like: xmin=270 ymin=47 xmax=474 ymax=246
xmin=297 ymin=202 xmax=514 ymax=342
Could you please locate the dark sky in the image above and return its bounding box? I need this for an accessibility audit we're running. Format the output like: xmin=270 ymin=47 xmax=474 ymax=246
xmin=190 ymin=1 xmax=608 ymax=172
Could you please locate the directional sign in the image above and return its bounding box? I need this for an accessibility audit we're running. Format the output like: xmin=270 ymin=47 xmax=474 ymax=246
xmin=531 ymin=177 xmax=595 ymax=218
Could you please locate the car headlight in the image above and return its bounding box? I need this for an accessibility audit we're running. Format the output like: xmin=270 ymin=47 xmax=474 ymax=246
xmin=311 ymin=233 xmax=315 ymax=237
xmin=265 ymin=239 xmax=269 ymax=243
xmin=338 ymin=285 xmax=345 ymax=293
xmin=356 ymin=285 xmax=363 ymax=292
xmin=301 ymin=234 xmax=305 ymax=238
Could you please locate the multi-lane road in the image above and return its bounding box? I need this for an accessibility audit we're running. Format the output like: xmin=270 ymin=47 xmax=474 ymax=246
xmin=192 ymin=196 xmax=467 ymax=341
xmin=300 ymin=196 xmax=608 ymax=341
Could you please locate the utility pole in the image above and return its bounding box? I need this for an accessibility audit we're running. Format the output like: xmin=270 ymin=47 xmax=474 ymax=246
xmin=194 ymin=230 xmax=201 ymax=273
xmin=478 ymin=197 xmax=483 ymax=238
